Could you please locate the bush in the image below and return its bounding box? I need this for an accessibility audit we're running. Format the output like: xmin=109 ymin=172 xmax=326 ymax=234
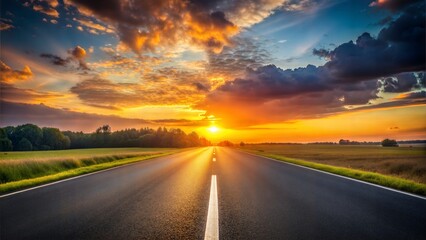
xmin=382 ymin=139 xmax=398 ymax=147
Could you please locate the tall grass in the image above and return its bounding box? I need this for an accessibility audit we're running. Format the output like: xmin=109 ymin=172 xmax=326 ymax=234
xmin=0 ymin=154 xmax=149 ymax=184
xmin=0 ymin=148 xmax=180 ymax=194
xmin=241 ymin=144 xmax=426 ymax=184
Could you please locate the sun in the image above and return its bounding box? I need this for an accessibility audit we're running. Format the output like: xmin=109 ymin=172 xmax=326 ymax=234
xmin=208 ymin=126 xmax=219 ymax=133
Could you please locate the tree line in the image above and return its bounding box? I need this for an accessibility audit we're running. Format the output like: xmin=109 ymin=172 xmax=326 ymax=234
xmin=0 ymin=124 xmax=211 ymax=151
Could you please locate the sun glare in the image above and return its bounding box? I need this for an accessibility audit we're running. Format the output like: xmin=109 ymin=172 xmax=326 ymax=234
xmin=208 ymin=126 xmax=219 ymax=133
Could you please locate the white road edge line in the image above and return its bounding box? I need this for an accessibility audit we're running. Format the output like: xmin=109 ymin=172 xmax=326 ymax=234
xmin=0 ymin=148 xmax=207 ymax=199
xmin=243 ymin=151 xmax=426 ymax=200
xmin=204 ymin=175 xmax=219 ymax=240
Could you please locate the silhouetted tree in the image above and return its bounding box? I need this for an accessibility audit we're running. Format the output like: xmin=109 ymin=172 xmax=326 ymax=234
xmin=16 ymin=138 xmax=33 ymax=151
xmin=0 ymin=128 xmax=13 ymax=151
xmin=382 ymin=139 xmax=398 ymax=147
xmin=42 ymin=127 xmax=71 ymax=150
xmin=2 ymin=124 xmax=211 ymax=151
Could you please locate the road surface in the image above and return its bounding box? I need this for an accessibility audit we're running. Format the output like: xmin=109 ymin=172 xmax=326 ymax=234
xmin=1 ymin=147 xmax=425 ymax=239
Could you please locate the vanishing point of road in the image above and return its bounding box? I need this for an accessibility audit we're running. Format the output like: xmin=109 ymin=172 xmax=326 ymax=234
xmin=1 ymin=147 xmax=425 ymax=239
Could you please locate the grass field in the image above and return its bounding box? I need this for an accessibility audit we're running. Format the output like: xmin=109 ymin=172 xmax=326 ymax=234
xmin=0 ymin=148 xmax=179 ymax=194
xmin=0 ymin=148 xmax=175 ymax=161
xmin=241 ymin=144 xmax=426 ymax=195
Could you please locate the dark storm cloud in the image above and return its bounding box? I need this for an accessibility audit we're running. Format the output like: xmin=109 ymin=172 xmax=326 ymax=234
xmin=315 ymin=2 xmax=425 ymax=82
xmin=379 ymin=72 xmax=424 ymax=93
xmin=369 ymin=0 xmax=422 ymax=11
xmin=213 ymin=64 xmax=330 ymax=100
xmin=375 ymin=16 xmax=393 ymax=26
xmin=312 ymin=48 xmax=331 ymax=59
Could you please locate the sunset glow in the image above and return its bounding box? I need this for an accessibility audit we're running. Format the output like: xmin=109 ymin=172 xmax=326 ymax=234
xmin=0 ymin=0 xmax=425 ymax=143
xmin=208 ymin=126 xmax=219 ymax=134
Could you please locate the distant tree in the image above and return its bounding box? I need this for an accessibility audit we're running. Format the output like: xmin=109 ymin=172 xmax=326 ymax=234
xmin=14 ymin=124 xmax=43 ymax=149
xmin=5 ymin=123 xmax=211 ymax=150
xmin=42 ymin=127 xmax=71 ymax=150
xmin=0 ymin=128 xmax=13 ymax=151
xmin=138 ymin=133 xmax=156 ymax=147
xmin=16 ymin=138 xmax=33 ymax=151
xmin=382 ymin=139 xmax=398 ymax=147
xmin=240 ymin=141 xmax=245 ymax=147
xmin=96 ymin=125 xmax=111 ymax=134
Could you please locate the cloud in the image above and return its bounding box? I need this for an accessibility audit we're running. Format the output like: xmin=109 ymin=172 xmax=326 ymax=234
xmin=43 ymin=0 xmax=59 ymax=8
xmin=70 ymin=76 xmax=205 ymax=108
xmin=199 ymin=64 xmax=380 ymax=127
xmin=40 ymin=45 xmax=90 ymax=70
xmin=193 ymin=82 xmax=210 ymax=92
xmin=379 ymin=72 xmax=424 ymax=93
xmin=62 ymin=0 xmax=320 ymax=54
xmin=40 ymin=53 xmax=69 ymax=66
xmin=280 ymin=0 xmax=320 ymax=11
xmin=199 ymin=3 xmax=425 ymax=127
xmin=314 ymin=2 xmax=425 ymax=82
xmin=0 ymin=83 xmax=61 ymax=103
xmin=0 ymin=19 xmax=13 ymax=31
xmin=207 ymin=37 xmax=272 ymax=78
xmin=369 ymin=0 xmax=422 ymax=11
xmin=393 ymin=91 xmax=426 ymax=100
xmin=0 ymin=101 xmax=206 ymax=131
xmin=32 ymin=3 xmax=60 ymax=18
xmin=312 ymin=48 xmax=331 ymax=59
xmin=0 ymin=61 xmax=33 ymax=83
xmin=0 ymin=101 xmax=150 ymax=132
xmin=73 ymin=18 xmax=114 ymax=34
xmin=375 ymin=16 xmax=393 ymax=26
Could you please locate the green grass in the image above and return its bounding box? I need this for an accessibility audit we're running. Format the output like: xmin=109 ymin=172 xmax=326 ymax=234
xmin=0 ymin=148 xmax=180 ymax=194
xmin=0 ymin=148 xmax=175 ymax=161
xmin=243 ymin=150 xmax=426 ymax=196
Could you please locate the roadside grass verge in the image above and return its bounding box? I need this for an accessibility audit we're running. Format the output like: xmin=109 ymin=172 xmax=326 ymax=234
xmin=0 ymin=150 xmax=179 ymax=194
xmin=247 ymin=152 xmax=426 ymax=196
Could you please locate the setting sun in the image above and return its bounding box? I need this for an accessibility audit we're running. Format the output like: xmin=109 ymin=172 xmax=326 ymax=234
xmin=208 ymin=126 xmax=219 ymax=133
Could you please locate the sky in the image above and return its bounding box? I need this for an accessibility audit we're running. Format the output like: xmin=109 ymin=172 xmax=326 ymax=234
xmin=0 ymin=0 xmax=425 ymax=143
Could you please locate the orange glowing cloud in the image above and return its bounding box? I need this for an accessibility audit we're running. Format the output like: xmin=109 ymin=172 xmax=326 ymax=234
xmin=0 ymin=61 xmax=33 ymax=83
xmin=62 ymin=0 xmax=285 ymax=55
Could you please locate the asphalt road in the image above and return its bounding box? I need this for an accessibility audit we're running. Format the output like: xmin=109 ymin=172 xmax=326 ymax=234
xmin=1 ymin=147 xmax=425 ymax=239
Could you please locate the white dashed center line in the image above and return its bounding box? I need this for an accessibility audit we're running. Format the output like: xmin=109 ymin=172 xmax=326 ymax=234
xmin=204 ymin=175 xmax=219 ymax=240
